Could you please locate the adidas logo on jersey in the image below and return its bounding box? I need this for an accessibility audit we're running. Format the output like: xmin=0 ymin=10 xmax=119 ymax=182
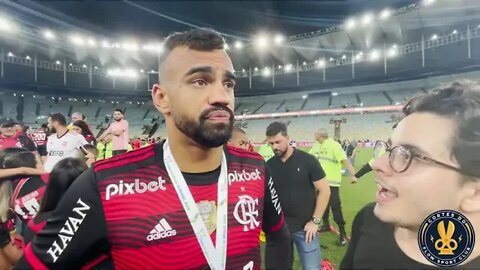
xmin=228 ymin=169 xmax=261 ymax=186
xmin=105 ymin=177 xmax=167 ymax=200
xmin=147 ymin=218 xmax=176 ymax=241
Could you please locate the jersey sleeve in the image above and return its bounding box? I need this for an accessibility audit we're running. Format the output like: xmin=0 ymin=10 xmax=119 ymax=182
xmin=262 ymin=164 xmax=291 ymax=270
xmin=306 ymin=153 xmax=326 ymax=183
xmin=14 ymin=168 xmax=110 ymax=269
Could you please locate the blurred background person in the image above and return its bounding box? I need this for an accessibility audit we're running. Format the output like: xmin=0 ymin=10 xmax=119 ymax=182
xmin=72 ymin=120 xmax=96 ymax=146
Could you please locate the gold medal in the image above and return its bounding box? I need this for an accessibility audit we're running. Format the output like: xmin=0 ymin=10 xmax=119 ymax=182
xmin=197 ymin=200 xmax=217 ymax=235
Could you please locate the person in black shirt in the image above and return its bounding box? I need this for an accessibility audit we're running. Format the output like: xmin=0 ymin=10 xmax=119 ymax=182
xmin=341 ymin=82 xmax=480 ymax=269
xmin=266 ymin=122 xmax=331 ymax=270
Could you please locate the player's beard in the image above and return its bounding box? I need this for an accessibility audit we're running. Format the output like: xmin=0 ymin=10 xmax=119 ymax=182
xmin=174 ymin=106 xmax=234 ymax=148
xmin=49 ymin=126 xmax=57 ymax=134
xmin=273 ymin=147 xmax=288 ymax=158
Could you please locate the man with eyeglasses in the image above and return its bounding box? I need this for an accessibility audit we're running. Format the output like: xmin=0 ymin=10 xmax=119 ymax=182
xmin=341 ymin=83 xmax=480 ymax=269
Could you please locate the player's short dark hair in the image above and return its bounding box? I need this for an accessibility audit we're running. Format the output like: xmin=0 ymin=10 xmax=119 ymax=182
xmin=0 ymin=148 xmax=29 ymax=169
xmin=49 ymin=113 xmax=67 ymax=126
xmin=114 ymin=109 xmax=124 ymax=115
xmin=266 ymin=122 xmax=288 ymax=137
xmin=40 ymin=158 xmax=88 ymax=213
xmin=158 ymin=28 xmax=225 ymax=80
xmin=403 ymin=81 xmax=480 ymax=179
xmin=3 ymin=151 xmax=36 ymax=170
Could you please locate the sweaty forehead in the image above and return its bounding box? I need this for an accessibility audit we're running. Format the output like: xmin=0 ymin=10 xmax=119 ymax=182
xmin=162 ymin=47 xmax=233 ymax=80
xmin=392 ymin=112 xmax=456 ymax=159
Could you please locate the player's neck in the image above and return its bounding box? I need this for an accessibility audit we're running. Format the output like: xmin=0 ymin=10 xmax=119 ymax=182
xmin=280 ymin=146 xmax=294 ymax=162
xmin=167 ymin=129 xmax=223 ymax=173
xmin=55 ymin=126 xmax=68 ymax=137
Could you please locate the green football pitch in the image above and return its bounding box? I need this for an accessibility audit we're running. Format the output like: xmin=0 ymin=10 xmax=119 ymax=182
xmin=260 ymin=146 xmax=378 ymax=269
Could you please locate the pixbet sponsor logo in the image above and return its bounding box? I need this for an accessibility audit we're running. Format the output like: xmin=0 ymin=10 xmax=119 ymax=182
xmin=105 ymin=177 xmax=166 ymax=200
xmin=228 ymin=169 xmax=261 ymax=186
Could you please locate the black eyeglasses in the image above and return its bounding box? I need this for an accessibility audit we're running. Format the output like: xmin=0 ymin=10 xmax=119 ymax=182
xmin=374 ymin=140 xmax=464 ymax=174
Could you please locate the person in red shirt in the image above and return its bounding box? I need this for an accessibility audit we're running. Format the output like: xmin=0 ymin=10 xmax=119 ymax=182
xmin=132 ymin=137 xmax=142 ymax=150
xmin=0 ymin=118 xmax=37 ymax=153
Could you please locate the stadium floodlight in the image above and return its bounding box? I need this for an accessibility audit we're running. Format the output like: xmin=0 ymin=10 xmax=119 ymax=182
xmin=242 ymin=69 xmax=246 ymax=72
xmin=302 ymin=95 xmax=308 ymax=99
xmin=7 ymin=52 xmax=13 ymax=57
xmin=112 ymin=43 xmax=121 ymax=48
xmin=332 ymin=92 xmax=338 ymax=96
xmin=342 ymin=54 xmax=347 ymax=59
xmin=82 ymin=64 xmax=87 ymax=68
xmin=423 ymin=0 xmax=436 ymax=6
xmin=254 ymin=34 xmax=268 ymax=49
xmin=102 ymin=40 xmax=111 ymax=48
xmin=0 ymin=18 xmax=13 ymax=32
xmin=369 ymin=49 xmax=381 ymax=61
xmin=122 ymin=42 xmax=139 ymax=51
xmin=143 ymin=43 xmax=163 ymax=53
xmin=387 ymin=47 xmax=398 ymax=58
xmin=316 ymin=59 xmax=325 ymax=68
xmin=140 ymin=69 xmax=144 ymax=73
xmin=379 ymin=9 xmax=392 ymax=20
xmin=285 ymin=64 xmax=293 ymax=72
xmin=431 ymin=34 xmax=438 ymax=40
xmin=223 ymin=43 xmax=230 ymax=50
xmin=43 ymin=30 xmax=56 ymax=40
xmin=345 ymin=18 xmax=356 ymax=31
xmin=70 ymin=35 xmax=85 ymax=46
xmin=55 ymin=60 xmax=61 ymax=65
xmin=355 ymin=51 xmax=364 ymax=61
xmin=125 ymin=69 xmax=138 ymax=78
xmin=26 ymin=55 xmax=31 ymax=60
xmin=452 ymin=29 xmax=458 ymax=34
xmin=361 ymin=13 xmax=374 ymax=26
xmin=234 ymin=41 xmax=243 ymax=50
xmin=254 ymin=67 xmax=259 ymax=71
xmin=262 ymin=67 xmax=271 ymax=77
xmin=303 ymin=61 xmax=307 ymax=66
xmin=94 ymin=66 xmax=98 ymax=69
xmin=329 ymin=57 xmax=334 ymax=62
xmin=274 ymin=34 xmax=285 ymax=45
xmin=69 ymin=63 xmax=73 ymax=66
xmin=278 ymin=65 xmax=282 ymax=69
xmin=87 ymin=38 xmax=97 ymax=47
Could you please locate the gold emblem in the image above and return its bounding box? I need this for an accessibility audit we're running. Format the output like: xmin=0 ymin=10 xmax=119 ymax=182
xmin=435 ymin=221 xmax=458 ymax=255
xmin=197 ymin=200 xmax=217 ymax=235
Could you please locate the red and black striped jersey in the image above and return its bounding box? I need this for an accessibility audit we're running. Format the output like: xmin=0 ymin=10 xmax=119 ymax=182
xmin=17 ymin=142 xmax=289 ymax=270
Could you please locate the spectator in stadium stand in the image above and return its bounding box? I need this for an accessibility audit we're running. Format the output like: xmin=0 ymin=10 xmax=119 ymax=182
xmin=97 ymin=109 xmax=129 ymax=156
xmin=15 ymin=28 xmax=290 ymax=270
xmin=31 ymin=124 xmax=49 ymax=159
xmin=23 ymin=158 xmax=88 ymax=245
xmin=341 ymin=83 xmax=480 ymax=269
xmin=227 ymin=127 xmax=250 ymax=150
xmin=265 ymin=121 xmax=330 ymax=270
xmin=71 ymin=120 xmax=97 ymax=146
xmin=43 ymin=113 xmax=88 ymax=172
xmin=309 ymin=129 xmax=357 ymax=246
xmin=0 ymin=118 xmax=37 ymax=154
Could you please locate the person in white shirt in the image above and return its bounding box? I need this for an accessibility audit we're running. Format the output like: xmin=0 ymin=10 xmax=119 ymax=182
xmin=44 ymin=113 xmax=88 ymax=172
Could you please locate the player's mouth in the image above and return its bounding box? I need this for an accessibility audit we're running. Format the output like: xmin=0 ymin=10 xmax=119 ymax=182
xmin=375 ymin=179 xmax=398 ymax=203
xmin=206 ymin=111 xmax=231 ymax=123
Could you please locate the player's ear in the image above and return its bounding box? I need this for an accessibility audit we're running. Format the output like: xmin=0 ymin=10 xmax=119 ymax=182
xmin=460 ymin=180 xmax=480 ymax=213
xmin=152 ymin=84 xmax=170 ymax=115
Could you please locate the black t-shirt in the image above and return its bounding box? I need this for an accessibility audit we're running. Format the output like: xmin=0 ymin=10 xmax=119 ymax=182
xmin=267 ymin=148 xmax=326 ymax=233
xmin=341 ymin=203 xmax=480 ymax=270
